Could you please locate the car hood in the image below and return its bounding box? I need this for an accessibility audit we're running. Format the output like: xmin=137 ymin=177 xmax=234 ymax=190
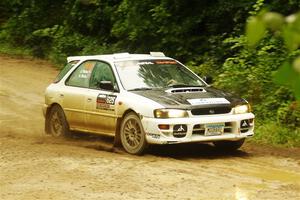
xmin=130 ymin=87 xmax=247 ymax=109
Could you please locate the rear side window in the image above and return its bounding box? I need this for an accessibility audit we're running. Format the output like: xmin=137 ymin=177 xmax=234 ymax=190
xmin=66 ymin=61 xmax=96 ymax=88
xmin=54 ymin=60 xmax=79 ymax=83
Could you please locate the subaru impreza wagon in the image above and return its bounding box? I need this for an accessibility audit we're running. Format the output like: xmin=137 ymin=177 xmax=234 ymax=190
xmin=43 ymin=52 xmax=254 ymax=154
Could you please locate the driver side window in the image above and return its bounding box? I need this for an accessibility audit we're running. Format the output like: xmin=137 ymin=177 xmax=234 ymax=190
xmin=89 ymin=61 xmax=118 ymax=90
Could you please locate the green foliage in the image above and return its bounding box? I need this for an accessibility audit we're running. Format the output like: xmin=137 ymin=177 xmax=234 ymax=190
xmin=214 ymin=32 xmax=299 ymax=130
xmin=277 ymin=101 xmax=300 ymax=128
xmin=187 ymin=56 xmax=220 ymax=78
xmin=246 ymin=11 xmax=300 ymax=99
xmin=252 ymin=121 xmax=300 ymax=147
xmin=231 ymin=2 xmax=300 ymax=146
xmin=1 ymin=0 xmax=300 ymax=146
xmin=246 ymin=16 xmax=266 ymax=47
xmin=215 ymin=36 xmax=288 ymax=112
xmin=249 ymin=0 xmax=265 ymax=16
xmin=0 ymin=42 xmax=32 ymax=57
xmin=1 ymin=0 xmax=254 ymax=64
xmin=111 ymin=0 xmax=251 ymax=62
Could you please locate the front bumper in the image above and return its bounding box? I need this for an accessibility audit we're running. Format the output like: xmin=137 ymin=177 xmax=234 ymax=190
xmin=141 ymin=113 xmax=254 ymax=144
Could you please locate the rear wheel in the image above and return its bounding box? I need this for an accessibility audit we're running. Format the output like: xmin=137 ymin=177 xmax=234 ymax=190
xmin=120 ymin=112 xmax=148 ymax=155
xmin=213 ymin=139 xmax=245 ymax=151
xmin=48 ymin=105 xmax=70 ymax=137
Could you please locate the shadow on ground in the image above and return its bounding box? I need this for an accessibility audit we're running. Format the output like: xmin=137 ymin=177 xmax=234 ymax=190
xmin=147 ymin=143 xmax=249 ymax=160
xmin=59 ymin=132 xmax=250 ymax=160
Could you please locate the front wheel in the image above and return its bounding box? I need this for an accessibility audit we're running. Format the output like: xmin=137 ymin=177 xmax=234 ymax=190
xmin=120 ymin=112 xmax=148 ymax=155
xmin=48 ymin=105 xmax=70 ymax=138
xmin=213 ymin=139 xmax=245 ymax=151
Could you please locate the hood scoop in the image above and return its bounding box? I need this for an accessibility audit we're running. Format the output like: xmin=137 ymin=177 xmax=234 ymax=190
xmin=165 ymin=87 xmax=206 ymax=94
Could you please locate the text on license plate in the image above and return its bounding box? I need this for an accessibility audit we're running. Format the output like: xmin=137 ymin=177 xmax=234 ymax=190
xmin=205 ymin=123 xmax=225 ymax=136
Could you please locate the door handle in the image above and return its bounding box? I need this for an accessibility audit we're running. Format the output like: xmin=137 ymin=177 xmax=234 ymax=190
xmin=59 ymin=94 xmax=64 ymax=97
xmin=87 ymin=98 xmax=92 ymax=102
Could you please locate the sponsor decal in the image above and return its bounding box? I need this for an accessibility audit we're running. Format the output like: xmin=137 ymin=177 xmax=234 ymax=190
xmin=187 ymin=98 xmax=230 ymax=105
xmin=155 ymin=60 xmax=177 ymax=65
xmin=176 ymin=125 xmax=185 ymax=132
xmin=96 ymin=94 xmax=117 ymax=111
xmin=147 ymin=133 xmax=160 ymax=139
xmin=138 ymin=61 xmax=154 ymax=65
xmin=78 ymin=69 xmax=92 ymax=79
xmin=137 ymin=60 xmax=177 ymax=66
xmin=241 ymin=120 xmax=250 ymax=128
xmin=79 ymin=61 xmax=95 ymax=78
xmin=173 ymin=124 xmax=187 ymax=138
xmin=83 ymin=61 xmax=95 ymax=70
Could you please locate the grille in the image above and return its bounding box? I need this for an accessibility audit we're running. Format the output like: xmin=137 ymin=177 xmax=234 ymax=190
xmin=191 ymin=106 xmax=231 ymax=115
xmin=192 ymin=122 xmax=233 ymax=135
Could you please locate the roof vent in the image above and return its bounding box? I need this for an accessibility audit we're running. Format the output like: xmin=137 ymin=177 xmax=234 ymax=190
xmin=150 ymin=52 xmax=165 ymax=57
xmin=113 ymin=52 xmax=130 ymax=59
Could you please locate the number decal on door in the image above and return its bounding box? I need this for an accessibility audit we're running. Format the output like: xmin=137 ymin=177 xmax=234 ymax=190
xmin=96 ymin=94 xmax=117 ymax=110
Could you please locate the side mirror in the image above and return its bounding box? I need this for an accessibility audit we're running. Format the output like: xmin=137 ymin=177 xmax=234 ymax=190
xmin=99 ymin=81 xmax=114 ymax=91
xmin=203 ymin=76 xmax=213 ymax=84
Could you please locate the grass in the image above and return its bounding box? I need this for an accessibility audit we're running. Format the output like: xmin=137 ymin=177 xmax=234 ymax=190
xmin=0 ymin=42 xmax=32 ymax=57
xmin=0 ymin=41 xmax=63 ymax=67
xmin=250 ymin=121 xmax=300 ymax=147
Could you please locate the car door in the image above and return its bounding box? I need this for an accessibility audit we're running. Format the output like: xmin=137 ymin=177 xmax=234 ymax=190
xmin=62 ymin=60 xmax=96 ymax=131
xmin=85 ymin=61 xmax=119 ymax=136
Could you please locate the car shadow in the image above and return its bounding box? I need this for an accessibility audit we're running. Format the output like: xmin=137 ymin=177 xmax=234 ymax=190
xmin=65 ymin=132 xmax=250 ymax=159
xmin=147 ymin=143 xmax=250 ymax=160
xmin=70 ymin=131 xmax=114 ymax=143
xmin=56 ymin=131 xmax=117 ymax=152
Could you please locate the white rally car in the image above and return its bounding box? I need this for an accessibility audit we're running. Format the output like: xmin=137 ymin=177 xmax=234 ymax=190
xmin=43 ymin=52 xmax=254 ymax=155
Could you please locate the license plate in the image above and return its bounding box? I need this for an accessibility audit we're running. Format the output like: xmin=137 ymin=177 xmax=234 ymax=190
xmin=205 ymin=123 xmax=224 ymax=136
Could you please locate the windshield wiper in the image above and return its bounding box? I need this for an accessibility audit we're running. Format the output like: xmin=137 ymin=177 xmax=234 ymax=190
xmin=128 ymin=87 xmax=153 ymax=91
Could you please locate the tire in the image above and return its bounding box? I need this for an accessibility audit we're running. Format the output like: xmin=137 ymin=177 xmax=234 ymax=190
xmin=120 ymin=112 xmax=148 ymax=155
xmin=48 ymin=105 xmax=70 ymax=138
xmin=213 ymin=139 xmax=245 ymax=151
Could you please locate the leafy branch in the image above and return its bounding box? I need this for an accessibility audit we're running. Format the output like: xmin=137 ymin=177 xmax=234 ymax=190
xmin=246 ymin=11 xmax=300 ymax=99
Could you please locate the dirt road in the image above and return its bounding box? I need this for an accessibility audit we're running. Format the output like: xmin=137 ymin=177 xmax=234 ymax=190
xmin=0 ymin=55 xmax=300 ymax=200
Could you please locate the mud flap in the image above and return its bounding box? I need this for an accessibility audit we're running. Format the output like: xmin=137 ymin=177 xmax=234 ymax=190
xmin=44 ymin=109 xmax=51 ymax=134
xmin=113 ymin=118 xmax=122 ymax=147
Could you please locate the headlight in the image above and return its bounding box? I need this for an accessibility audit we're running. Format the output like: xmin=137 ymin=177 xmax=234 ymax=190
xmin=154 ymin=109 xmax=188 ymax=118
xmin=233 ymin=104 xmax=251 ymax=114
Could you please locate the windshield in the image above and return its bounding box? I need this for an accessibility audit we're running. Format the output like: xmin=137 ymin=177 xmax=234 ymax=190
xmin=115 ymin=60 xmax=205 ymax=90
